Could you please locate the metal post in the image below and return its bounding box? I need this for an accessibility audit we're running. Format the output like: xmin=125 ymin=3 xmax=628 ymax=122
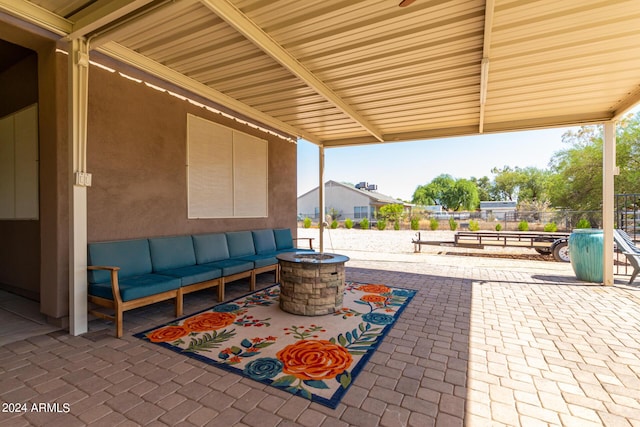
xmin=603 ymin=121 xmax=616 ymax=286
xmin=69 ymin=37 xmax=91 ymax=334
xmin=318 ymin=145 xmax=325 ymax=252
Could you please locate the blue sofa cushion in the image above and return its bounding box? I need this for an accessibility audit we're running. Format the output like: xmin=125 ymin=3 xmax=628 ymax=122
xmin=241 ymin=253 xmax=278 ymax=268
xmin=149 ymin=236 xmax=196 ymax=271
xmin=88 ymin=239 xmax=152 ymax=284
xmin=192 ymin=233 xmax=230 ymax=264
xmin=252 ymin=229 xmax=277 ymax=254
xmin=157 ymin=265 xmax=222 ymax=286
xmin=202 ymin=259 xmax=254 ymax=276
xmin=273 ymin=228 xmax=294 ymax=250
xmin=88 ymin=274 xmax=180 ymax=301
xmin=226 ymin=231 xmax=256 ymax=258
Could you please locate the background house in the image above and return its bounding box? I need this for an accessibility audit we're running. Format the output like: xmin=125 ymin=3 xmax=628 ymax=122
xmin=298 ymin=180 xmax=412 ymax=222
xmin=479 ymin=201 xmax=517 ymax=220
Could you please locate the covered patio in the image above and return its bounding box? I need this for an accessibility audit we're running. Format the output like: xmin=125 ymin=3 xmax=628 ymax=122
xmin=2 ymin=0 xmax=640 ymax=333
xmin=1 ymin=0 xmax=640 ymax=425
xmin=2 ymin=240 xmax=640 ymax=426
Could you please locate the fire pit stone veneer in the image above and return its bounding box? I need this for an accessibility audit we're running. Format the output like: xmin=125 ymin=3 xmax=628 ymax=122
xmin=276 ymin=252 xmax=350 ymax=316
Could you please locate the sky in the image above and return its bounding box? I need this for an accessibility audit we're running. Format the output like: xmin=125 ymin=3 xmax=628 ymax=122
xmin=297 ymin=126 xmax=579 ymax=201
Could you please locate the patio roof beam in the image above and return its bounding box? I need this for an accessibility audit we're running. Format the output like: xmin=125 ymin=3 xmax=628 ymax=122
xmin=612 ymin=87 xmax=640 ymax=120
xmin=479 ymin=0 xmax=495 ymax=134
xmin=97 ymin=41 xmax=319 ymax=143
xmin=65 ymin=0 xmax=157 ymax=41
xmin=200 ymin=0 xmax=384 ymax=143
xmin=0 ymin=0 xmax=72 ymax=36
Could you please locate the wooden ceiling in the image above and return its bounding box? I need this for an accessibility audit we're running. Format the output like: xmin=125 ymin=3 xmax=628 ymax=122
xmin=3 ymin=0 xmax=640 ymax=146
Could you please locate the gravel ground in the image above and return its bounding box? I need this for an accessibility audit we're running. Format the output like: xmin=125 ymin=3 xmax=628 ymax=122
xmin=296 ymin=227 xmax=575 ymax=275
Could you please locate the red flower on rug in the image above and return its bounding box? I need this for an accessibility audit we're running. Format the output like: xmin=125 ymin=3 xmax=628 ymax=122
xmin=183 ymin=312 xmax=236 ymax=332
xmin=360 ymin=294 xmax=387 ymax=303
xmin=276 ymin=339 xmax=353 ymax=381
xmin=147 ymin=325 xmax=190 ymax=343
xmin=356 ymin=284 xmax=391 ymax=293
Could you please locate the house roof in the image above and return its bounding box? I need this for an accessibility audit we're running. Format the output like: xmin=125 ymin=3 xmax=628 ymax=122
xmin=299 ymin=180 xmax=411 ymax=206
xmin=479 ymin=200 xmax=516 ymax=209
xmin=3 ymin=0 xmax=639 ymax=148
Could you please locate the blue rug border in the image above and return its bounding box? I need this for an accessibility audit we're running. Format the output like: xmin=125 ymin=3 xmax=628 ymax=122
xmin=134 ymin=282 xmax=417 ymax=409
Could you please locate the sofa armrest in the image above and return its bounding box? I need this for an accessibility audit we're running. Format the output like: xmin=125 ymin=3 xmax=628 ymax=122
xmin=88 ymin=266 xmax=123 ymax=305
xmin=293 ymin=237 xmax=314 ymax=250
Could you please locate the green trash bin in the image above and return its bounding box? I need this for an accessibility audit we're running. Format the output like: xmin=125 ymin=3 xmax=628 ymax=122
xmin=568 ymin=228 xmax=603 ymax=283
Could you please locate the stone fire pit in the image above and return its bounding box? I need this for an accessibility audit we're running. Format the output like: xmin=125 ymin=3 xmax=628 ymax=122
xmin=276 ymin=252 xmax=349 ymax=316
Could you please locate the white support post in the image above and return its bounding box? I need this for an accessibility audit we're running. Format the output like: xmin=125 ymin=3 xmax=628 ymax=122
xmin=69 ymin=37 xmax=91 ymax=335
xmin=318 ymin=145 xmax=325 ymax=252
xmin=602 ymin=121 xmax=616 ymax=286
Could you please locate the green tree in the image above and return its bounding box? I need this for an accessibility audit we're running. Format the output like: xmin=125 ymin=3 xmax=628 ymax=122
xmin=517 ymin=167 xmax=552 ymax=203
xmin=412 ymin=174 xmax=456 ymax=207
xmin=471 ymin=176 xmax=493 ymax=202
xmin=412 ymin=174 xmax=479 ymax=211
xmin=490 ymin=166 xmax=551 ymax=205
xmin=547 ymin=113 xmax=640 ymax=210
xmin=452 ymin=179 xmax=480 ymax=210
xmin=491 ymin=166 xmax=520 ymax=201
xmin=379 ymin=203 xmax=405 ymax=225
xmin=548 ymin=127 xmax=603 ymax=210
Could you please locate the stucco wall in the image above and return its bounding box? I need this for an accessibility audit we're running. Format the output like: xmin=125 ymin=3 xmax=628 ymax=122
xmin=86 ymin=63 xmax=297 ymax=242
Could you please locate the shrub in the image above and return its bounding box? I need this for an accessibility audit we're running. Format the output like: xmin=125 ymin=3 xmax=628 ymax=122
xmin=330 ymin=220 xmax=338 ymax=229
xmin=468 ymin=220 xmax=480 ymax=231
xmin=449 ymin=217 xmax=458 ymax=231
xmin=360 ymin=218 xmax=370 ymax=229
xmin=576 ymin=218 xmax=591 ymax=229
xmin=543 ymin=222 xmax=557 ymax=232
xmin=377 ymin=219 xmax=387 ymax=230
xmin=394 ymin=221 xmax=400 ymax=230
xmin=303 ymin=217 xmax=312 ymax=228
xmin=410 ymin=216 xmax=420 ymax=230
xmin=517 ymin=220 xmax=529 ymax=231
xmin=495 ymin=223 xmax=502 ymax=231
xmin=345 ymin=218 xmax=353 ymax=229
xmin=429 ymin=218 xmax=439 ymax=230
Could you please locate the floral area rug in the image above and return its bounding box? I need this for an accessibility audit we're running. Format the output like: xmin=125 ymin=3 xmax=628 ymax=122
xmin=134 ymin=282 xmax=416 ymax=409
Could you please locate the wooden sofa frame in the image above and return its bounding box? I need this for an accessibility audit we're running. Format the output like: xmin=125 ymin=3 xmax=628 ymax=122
xmin=88 ymin=229 xmax=313 ymax=337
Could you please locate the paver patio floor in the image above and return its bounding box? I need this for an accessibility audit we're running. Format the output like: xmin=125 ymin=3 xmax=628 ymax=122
xmin=1 ymin=234 xmax=639 ymax=426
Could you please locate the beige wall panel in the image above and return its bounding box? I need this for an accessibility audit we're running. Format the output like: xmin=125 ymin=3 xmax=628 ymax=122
xmin=187 ymin=116 xmax=234 ymax=218
xmin=14 ymin=104 xmax=39 ymax=219
xmin=233 ymin=131 xmax=268 ymax=217
xmin=0 ymin=115 xmax=14 ymax=218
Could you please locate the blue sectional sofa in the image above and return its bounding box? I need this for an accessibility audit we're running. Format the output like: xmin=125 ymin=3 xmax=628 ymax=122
xmin=87 ymin=228 xmax=313 ymax=337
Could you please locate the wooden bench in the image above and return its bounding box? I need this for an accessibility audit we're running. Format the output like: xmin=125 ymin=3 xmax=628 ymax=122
xmin=88 ymin=228 xmax=314 ymax=337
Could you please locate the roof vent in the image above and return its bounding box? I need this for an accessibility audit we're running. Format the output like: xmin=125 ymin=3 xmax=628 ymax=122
xmin=355 ymin=182 xmax=368 ymax=189
xmin=367 ymin=184 xmax=377 ymax=191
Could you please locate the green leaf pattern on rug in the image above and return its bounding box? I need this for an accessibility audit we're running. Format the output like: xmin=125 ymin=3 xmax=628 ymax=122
xmin=184 ymin=329 xmax=236 ymax=353
xmin=331 ymin=322 xmax=382 ymax=356
xmin=237 ymin=286 xmax=280 ymax=307
xmin=218 ymin=335 xmax=277 ymax=364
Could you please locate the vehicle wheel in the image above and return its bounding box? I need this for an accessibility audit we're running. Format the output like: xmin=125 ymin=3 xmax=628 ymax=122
xmin=552 ymin=241 xmax=570 ymax=262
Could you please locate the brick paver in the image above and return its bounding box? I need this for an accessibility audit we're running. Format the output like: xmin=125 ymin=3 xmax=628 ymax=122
xmin=1 ymin=229 xmax=640 ymax=426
